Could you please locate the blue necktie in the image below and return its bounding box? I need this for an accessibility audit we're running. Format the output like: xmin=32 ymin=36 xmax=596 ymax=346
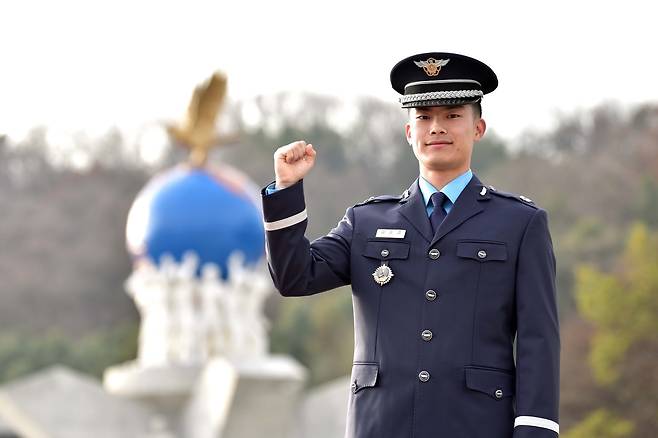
xmin=430 ymin=192 xmax=448 ymax=233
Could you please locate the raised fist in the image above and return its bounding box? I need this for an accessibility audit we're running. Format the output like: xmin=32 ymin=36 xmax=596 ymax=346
xmin=273 ymin=140 xmax=317 ymax=189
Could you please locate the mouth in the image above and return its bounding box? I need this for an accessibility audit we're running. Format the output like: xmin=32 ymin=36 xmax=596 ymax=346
xmin=425 ymin=140 xmax=453 ymax=148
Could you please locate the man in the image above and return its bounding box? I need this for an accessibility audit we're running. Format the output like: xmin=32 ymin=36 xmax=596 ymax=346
xmin=261 ymin=52 xmax=560 ymax=438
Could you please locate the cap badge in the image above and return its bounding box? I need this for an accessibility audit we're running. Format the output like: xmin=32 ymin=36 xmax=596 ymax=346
xmin=413 ymin=58 xmax=450 ymax=77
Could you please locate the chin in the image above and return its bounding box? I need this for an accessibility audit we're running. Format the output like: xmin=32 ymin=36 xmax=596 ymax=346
xmin=423 ymin=162 xmax=454 ymax=172
xmin=424 ymin=156 xmax=467 ymax=169
xmin=421 ymin=156 xmax=453 ymax=167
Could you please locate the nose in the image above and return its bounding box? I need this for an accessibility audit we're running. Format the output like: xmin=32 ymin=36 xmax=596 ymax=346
xmin=430 ymin=119 xmax=447 ymax=135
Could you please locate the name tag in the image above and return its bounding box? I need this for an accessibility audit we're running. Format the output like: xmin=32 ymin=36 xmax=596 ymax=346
xmin=376 ymin=229 xmax=406 ymax=239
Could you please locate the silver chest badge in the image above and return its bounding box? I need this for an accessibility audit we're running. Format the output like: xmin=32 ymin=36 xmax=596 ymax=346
xmin=373 ymin=261 xmax=394 ymax=286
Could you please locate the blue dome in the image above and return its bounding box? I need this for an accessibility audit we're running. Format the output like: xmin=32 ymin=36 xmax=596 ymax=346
xmin=127 ymin=165 xmax=265 ymax=279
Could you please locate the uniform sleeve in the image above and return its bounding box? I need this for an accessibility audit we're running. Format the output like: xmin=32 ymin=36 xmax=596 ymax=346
xmin=261 ymin=179 xmax=353 ymax=296
xmin=513 ymin=208 xmax=560 ymax=437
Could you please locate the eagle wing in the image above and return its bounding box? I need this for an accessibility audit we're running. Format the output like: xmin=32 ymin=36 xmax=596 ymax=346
xmin=188 ymin=72 xmax=227 ymax=133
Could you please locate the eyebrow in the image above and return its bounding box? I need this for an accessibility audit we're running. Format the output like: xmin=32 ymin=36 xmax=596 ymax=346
xmin=416 ymin=105 xmax=465 ymax=113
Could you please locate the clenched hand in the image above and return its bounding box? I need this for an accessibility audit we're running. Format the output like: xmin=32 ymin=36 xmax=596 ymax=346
xmin=274 ymin=140 xmax=317 ymax=189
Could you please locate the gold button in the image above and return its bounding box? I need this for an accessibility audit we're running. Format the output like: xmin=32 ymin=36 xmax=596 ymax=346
xmin=418 ymin=370 xmax=430 ymax=382
xmin=421 ymin=330 xmax=433 ymax=341
xmin=425 ymin=290 xmax=437 ymax=301
xmin=477 ymin=250 xmax=487 ymax=259
xmin=495 ymin=388 xmax=503 ymax=399
xmin=428 ymin=249 xmax=441 ymax=259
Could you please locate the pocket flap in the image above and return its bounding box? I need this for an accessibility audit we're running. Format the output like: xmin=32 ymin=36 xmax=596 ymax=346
xmin=362 ymin=241 xmax=410 ymax=260
xmin=457 ymin=241 xmax=507 ymax=262
xmin=464 ymin=366 xmax=515 ymax=399
xmin=350 ymin=362 xmax=379 ymax=393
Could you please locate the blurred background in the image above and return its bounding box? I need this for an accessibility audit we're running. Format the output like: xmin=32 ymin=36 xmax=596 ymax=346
xmin=1 ymin=1 xmax=657 ymax=437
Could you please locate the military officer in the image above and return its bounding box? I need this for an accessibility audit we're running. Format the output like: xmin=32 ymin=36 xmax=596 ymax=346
xmin=261 ymin=52 xmax=560 ymax=438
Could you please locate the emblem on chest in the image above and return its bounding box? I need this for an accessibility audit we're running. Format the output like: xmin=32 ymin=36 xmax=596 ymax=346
xmin=373 ymin=261 xmax=394 ymax=286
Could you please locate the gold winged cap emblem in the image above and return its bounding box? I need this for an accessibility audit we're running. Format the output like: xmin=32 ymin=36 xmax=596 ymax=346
xmin=413 ymin=58 xmax=450 ymax=76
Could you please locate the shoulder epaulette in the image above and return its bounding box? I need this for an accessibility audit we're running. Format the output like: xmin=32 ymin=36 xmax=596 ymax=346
xmin=354 ymin=193 xmax=403 ymax=207
xmin=487 ymin=185 xmax=538 ymax=209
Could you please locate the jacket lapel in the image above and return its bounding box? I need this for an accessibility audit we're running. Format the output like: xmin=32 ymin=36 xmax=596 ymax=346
xmin=430 ymin=173 xmax=488 ymax=247
xmin=398 ymin=179 xmax=434 ymax=243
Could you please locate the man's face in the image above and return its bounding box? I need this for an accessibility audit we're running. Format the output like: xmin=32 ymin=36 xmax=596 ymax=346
xmin=405 ymin=104 xmax=486 ymax=174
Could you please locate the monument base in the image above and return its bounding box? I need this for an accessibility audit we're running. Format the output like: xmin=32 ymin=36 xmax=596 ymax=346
xmin=104 ymin=355 xmax=306 ymax=438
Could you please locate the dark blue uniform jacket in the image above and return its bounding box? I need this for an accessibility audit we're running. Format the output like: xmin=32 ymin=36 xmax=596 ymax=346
xmin=261 ymin=173 xmax=560 ymax=438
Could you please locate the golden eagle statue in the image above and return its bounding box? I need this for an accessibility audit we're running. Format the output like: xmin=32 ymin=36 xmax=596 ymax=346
xmin=166 ymin=72 xmax=230 ymax=167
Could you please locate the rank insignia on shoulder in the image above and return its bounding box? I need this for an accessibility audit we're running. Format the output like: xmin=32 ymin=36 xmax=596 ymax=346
xmin=489 ymin=188 xmax=538 ymax=208
xmin=355 ymin=194 xmax=403 ymax=207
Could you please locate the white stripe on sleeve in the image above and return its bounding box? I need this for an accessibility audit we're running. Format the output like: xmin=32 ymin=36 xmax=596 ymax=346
xmin=514 ymin=416 xmax=559 ymax=434
xmin=264 ymin=209 xmax=308 ymax=231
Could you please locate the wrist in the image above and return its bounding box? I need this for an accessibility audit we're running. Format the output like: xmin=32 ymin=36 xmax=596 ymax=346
xmin=275 ymin=178 xmax=298 ymax=190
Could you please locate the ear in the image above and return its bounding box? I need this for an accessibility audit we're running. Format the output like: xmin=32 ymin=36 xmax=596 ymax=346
xmin=474 ymin=118 xmax=486 ymax=141
xmin=405 ymin=122 xmax=412 ymax=145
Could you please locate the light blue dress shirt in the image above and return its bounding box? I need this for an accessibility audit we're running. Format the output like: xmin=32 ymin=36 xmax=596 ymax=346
xmin=419 ymin=168 xmax=473 ymax=217
xmin=265 ymin=182 xmax=280 ymax=195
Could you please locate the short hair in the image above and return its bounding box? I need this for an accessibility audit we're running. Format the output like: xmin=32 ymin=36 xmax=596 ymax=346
xmin=473 ymin=101 xmax=482 ymax=118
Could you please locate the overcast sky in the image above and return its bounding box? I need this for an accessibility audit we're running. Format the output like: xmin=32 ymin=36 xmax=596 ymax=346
xmin=1 ymin=0 xmax=657 ymax=145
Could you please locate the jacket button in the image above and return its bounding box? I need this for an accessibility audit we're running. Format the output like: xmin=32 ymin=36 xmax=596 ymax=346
xmin=418 ymin=370 xmax=430 ymax=382
xmin=425 ymin=290 xmax=437 ymax=301
xmin=477 ymin=250 xmax=487 ymax=259
xmin=380 ymin=249 xmax=389 ymax=257
xmin=351 ymin=381 xmax=358 ymax=393
xmin=495 ymin=389 xmax=503 ymax=399
xmin=421 ymin=330 xmax=433 ymax=341
xmin=428 ymin=249 xmax=441 ymax=259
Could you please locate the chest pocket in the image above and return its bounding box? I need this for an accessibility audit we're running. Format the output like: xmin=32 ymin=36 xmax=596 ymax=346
xmin=362 ymin=240 xmax=410 ymax=260
xmin=457 ymin=240 xmax=507 ymax=262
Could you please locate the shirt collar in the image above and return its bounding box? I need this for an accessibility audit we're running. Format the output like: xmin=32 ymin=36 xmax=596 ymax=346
xmin=419 ymin=169 xmax=473 ymax=207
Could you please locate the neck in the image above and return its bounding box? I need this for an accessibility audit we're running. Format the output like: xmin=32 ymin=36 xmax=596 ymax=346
xmin=420 ymin=166 xmax=470 ymax=191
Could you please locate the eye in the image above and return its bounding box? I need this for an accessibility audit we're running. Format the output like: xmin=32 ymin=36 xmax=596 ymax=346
xmin=448 ymin=113 xmax=461 ymax=119
xmin=416 ymin=115 xmax=429 ymax=120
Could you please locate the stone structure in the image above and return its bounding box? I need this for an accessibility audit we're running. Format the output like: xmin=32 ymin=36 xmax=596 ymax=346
xmin=104 ymin=254 xmax=307 ymax=438
xmin=125 ymin=253 xmax=272 ymax=367
xmin=0 ymin=72 xmax=330 ymax=437
xmin=104 ymin=72 xmax=307 ymax=437
xmin=0 ymin=366 xmax=160 ymax=438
